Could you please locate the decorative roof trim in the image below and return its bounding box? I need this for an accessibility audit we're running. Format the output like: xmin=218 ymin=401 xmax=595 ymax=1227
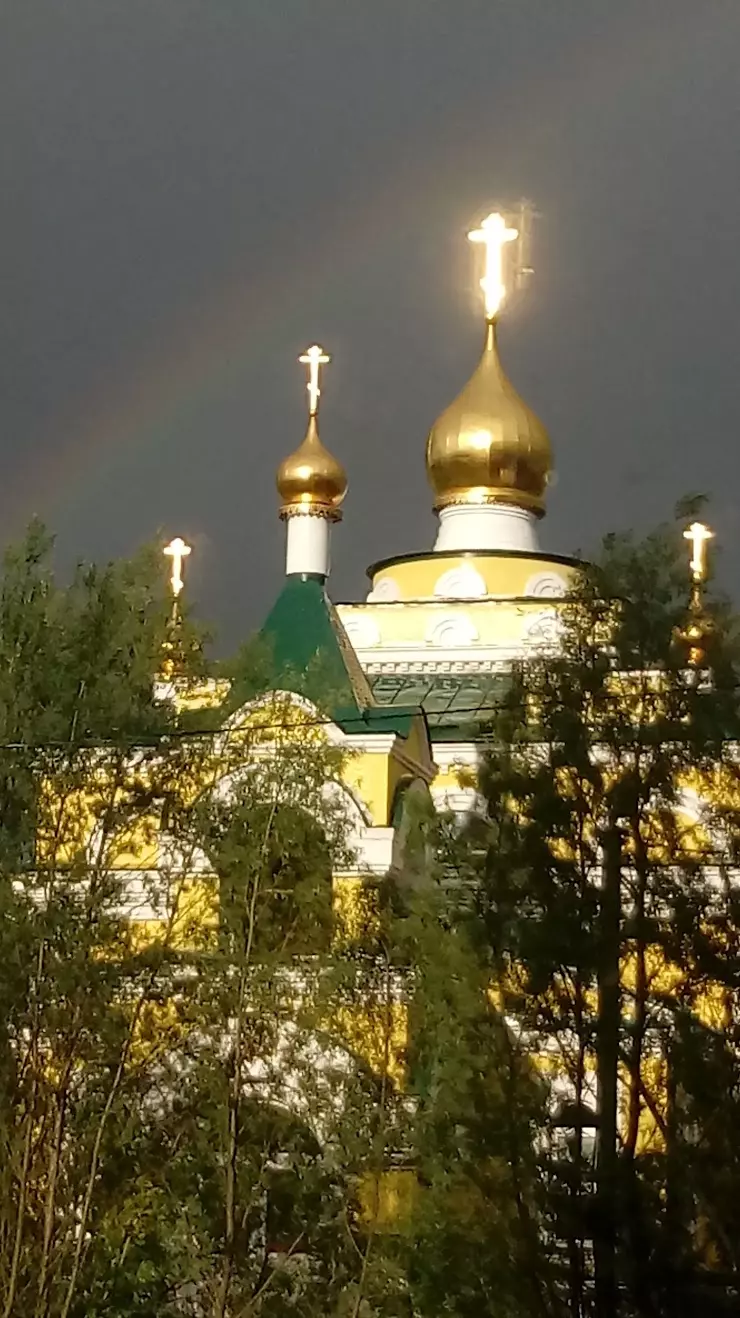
xmin=365 ymin=547 xmax=584 ymax=581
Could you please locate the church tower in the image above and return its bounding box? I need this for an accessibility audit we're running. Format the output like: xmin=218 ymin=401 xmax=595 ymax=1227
xmin=426 ymin=210 xmax=552 ymax=555
xmin=336 ymin=208 xmax=579 ymax=809
xmin=276 ymin=344 xmax=347 ymax=579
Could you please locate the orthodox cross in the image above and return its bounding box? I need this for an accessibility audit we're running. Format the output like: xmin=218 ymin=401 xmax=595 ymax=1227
xmin=299 ymin=344 xmax=331 ymax=417
xmin=163 ymin=536 xmax=192 ymax=598
xmin=683 ymin=521 xmax=713 ymax=581
xmin=468 ymin=211 xmax=519 ymax=320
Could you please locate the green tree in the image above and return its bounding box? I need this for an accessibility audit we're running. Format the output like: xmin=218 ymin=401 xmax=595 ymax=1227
xmin=0 ymin=527 xmax=543 ymax=1318
xmin=392 ymin=883 xmax=554 ymax=1318
xmin=0 ymin=525 xmax=205 ymax=1316
xmin=468 ymin=514 xmax=740 ymax=1316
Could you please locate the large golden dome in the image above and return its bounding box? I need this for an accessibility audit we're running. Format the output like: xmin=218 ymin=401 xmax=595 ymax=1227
xmin=277 ymin=414 xmax=347 ymax=519
xmin=426 ymin=319 xmax=552 ymax=514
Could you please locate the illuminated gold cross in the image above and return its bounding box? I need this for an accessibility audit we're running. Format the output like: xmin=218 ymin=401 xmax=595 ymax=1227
xmin=683 ymin=521 xmax=713 ymax=581
xmin=468 ymin=211 xmax=519 ymax=320
xmin=163 ymin=536 xmax=192 ymax=598
xmin=299 ymin=343 xmax=331 ymax=417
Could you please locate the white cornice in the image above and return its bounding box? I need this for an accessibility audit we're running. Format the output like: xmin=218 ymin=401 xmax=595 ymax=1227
xmin=433 ymin=743 xmax=481 ymax=771
xmin=342 ymin=733 xmax=398 ymax=754
xmin=360 ymin=650 xmax=523 ymax=672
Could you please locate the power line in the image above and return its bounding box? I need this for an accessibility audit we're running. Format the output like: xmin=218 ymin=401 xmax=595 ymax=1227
xmin=0 ymin=676 xmax=725 ymax=752
xmin=0 ymin=702 xmax=515 ymax=751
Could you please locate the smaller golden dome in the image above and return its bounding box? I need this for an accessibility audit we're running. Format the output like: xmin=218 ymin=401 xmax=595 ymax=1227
xmin=277 ymin=414 xmax=347 ymax=520
xmin=674 ymin=578 xmax=716 ymax=669
xmin=426 ymin=320 xmax=552 ymax=515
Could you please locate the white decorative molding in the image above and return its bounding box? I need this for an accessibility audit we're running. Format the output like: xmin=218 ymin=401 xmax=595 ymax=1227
xmin=348 ymin=826 xmax=395 ymax=875
xmin=430 ymin=785 xmax=483 ymax=817
xmin=341 ymin=615 xmax=381 ymax=648
xmin=363 ymin=656 xmax=516 ymax=674
xmin=433 ymin=743 xmax=482 ymax=773
xmin=366 ymin=576 xmax=401 ymax=602
xmin=522 ymin=610 xmax=564 ymax=648
xmin=433 ymin=565 xmax=487 ymax=599
xmin=523 ymin=571 xmax=569 ymax=598
xmin=425 ymin=615 xmax=479 ymax=647
xmin=159 ymin=837 xmax=214 ymax=875
xmin=153 ymin=679 xmax=177 ymax=703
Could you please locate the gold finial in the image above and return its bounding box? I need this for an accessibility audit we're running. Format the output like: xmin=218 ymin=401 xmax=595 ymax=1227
xmin=468 ymin=211 xmax=519 ymax=321
xmin=276 ymin=345 xmax=347 ymax=519
xmin=299 ymin=343 xmax=331 ymax=418
xmin=163 ymin=537 xmax=192 ymax=599
xmin=160 ymin=538 xmax=193 ymax=681
xmin=683 ymin=521 xmax=713 ymax=582
xmin=425 ymin=210 xmax=551 ymax=514
xmin=677 ymin=522 xmax=715 ymax=669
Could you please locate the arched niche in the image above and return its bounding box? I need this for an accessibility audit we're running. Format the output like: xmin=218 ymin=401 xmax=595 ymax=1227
xmin=204 ymin=795 xmax=334 ymax=954
xmin=389 ymin=776 xmax=436 ymax=886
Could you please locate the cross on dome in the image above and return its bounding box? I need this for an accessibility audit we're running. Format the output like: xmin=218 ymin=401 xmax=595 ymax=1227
xmin=468 ymin=211 xmax=518 ymax=320
xmin=683 ymin=521 xmax=713 ymax=581
xmin=299 ymin=344 xmax=331 ymax=417
xmin=163 ymin=537 xmax=192 ymax=598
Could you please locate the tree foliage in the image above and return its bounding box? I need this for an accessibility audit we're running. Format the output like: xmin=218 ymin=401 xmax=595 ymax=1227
xmin=0 ymin=528 xmax=540 ymax=1318
xmin=470 ymin=516 xmax=740 ymax=1316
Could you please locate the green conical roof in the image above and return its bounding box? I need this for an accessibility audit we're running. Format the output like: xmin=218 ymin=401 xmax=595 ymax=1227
xmin=260 ymin=574 xmax=373 ymax=714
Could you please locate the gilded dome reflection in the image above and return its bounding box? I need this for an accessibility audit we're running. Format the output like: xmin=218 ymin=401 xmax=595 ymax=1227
xmin=277 ymin=415 xmax=348 ymax=518
xmin=426 ymin=320 xmax=552 ymax=515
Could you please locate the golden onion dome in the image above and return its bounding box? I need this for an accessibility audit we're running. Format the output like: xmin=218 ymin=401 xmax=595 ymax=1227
xmin=426 ymin=318 xmax=552 ymax=515
xmin=276 ymin=414 xmax=347 ymax=519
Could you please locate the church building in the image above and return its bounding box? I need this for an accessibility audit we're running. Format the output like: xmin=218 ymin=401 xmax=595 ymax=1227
xmin=256 ymin=208 xmax=579 ymax=862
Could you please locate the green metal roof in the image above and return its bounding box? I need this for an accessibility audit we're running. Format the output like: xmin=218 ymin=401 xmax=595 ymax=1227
xmin=367 ymin=671 xmax=510 ymax=737
xmin=260 ymin=574 xmax=374 ymax=714
xmin=331 ymin=704 xmax=419 ymax=738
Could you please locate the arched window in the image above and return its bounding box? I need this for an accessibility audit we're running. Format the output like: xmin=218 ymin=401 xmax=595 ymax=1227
xmin=208 ymin=801 xmax=334 ymax=955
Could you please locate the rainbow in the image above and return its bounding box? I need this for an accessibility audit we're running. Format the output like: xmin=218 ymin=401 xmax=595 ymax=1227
xmin=10 ymin=3 xmax=707 ymax=537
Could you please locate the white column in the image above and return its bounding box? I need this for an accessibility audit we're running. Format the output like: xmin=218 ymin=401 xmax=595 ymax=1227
xmin=285 ymin=512 xmax=331 ymax=577
xmin=433 ymin=504 xmax=540 ymax=553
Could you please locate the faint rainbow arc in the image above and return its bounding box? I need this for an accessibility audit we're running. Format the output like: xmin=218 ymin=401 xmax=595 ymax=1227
xmin=10 ymin=2 xmax=714 ymax=533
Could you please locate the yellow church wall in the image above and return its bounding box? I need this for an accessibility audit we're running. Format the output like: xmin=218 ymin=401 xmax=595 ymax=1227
xmin=122 ymin=875 xmax=219 ymax=954
xmin=342 ymin=723 xmax=435 ymax=829
xmin=343 ymin=751 xmax=392 ymax=826
xmin=37 ymin=780 xmax=162 ymax=871
xmin=168 ymin=875 xmax=219 ymax=948
xmin=334 ymin=998 xmax=408 ymax=1089
xmin=358 ymin=1168 xmax=418 ymax=1233
xmin=174 ymin=678 xmax=230 ymax=712
xmin=332 ymin=874 xmax=381 ymax=943
xmin=128 ymin=871 xmax=385 ymax=956
xmin=104 ymin=815 xmax=161 ymax=870
xmin=40 ymin=668 xmax=740 ymax=1176
xmin=495 ymin=939 xmax=730 ymax=1158
xmin=430 ymin=760 xmax=476 ymax=795
xmin=619 ymin=1055 xmax=669 ymax=1156
xmin=366 ymin=553 xmax=577 ymax=601
xmin=339 ymin=597 xmax=563 ymax=654
xmin=36 ymin=793 xmax=93 ymax=869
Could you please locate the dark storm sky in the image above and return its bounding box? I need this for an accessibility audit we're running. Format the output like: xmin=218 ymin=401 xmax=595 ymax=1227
xmin=2 ymin=1 xmax=740 ymax=650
